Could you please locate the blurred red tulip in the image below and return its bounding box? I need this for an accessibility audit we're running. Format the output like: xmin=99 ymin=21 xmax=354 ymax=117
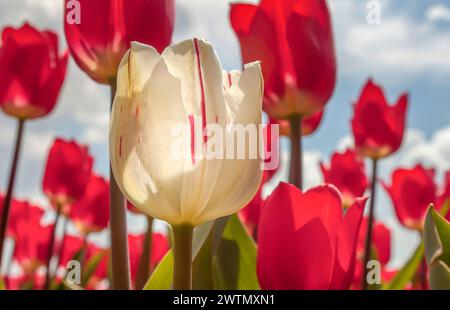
xmin=357 ymin=218 xmax=391 ymax=266
xmin=258 ymin=182 xmax=366 ymax=289
xmin=351 ymin=79 xmax=408 ymax=159
xmin=352 ymin=218 xmax=392 ymax=289
xmin=64 ymin=0 xmax=175 ymax=84
xmin=320 ymin=149 xmax=368 ymax=208
xmin=6 ymin=199 xmax=45 ymax=240
xmin=57 ymin=235 xmax=83 ymax=270
xmin=128 ymin=232 xmax=169 ymax=285
xmin=42 ymin=138 xmax=93 ymax=212
xmin=70 ymin=174 xmax=110 ymax=234
xmin=5 ymin=273 xmax=45 ymax=290
xmin=14 ymin=219 xmax=53 ymax=275
xmin=382 ymin=165 xmax=437 ymax=230
xmin=230 ymin=0 xmax=336 ymax=119
xmin=0 ymin=22 xmax=68 ymax=120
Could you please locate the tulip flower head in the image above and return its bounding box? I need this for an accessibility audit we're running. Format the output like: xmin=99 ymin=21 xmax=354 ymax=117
xmin=351 ymin=79 xmax=408 ymax=160
xmin=230 ymin=0 xmax=336 ymax=119
xmin=383 ymin=165 xmax=437 ymax=230
xmin=0 ymin=22 xmax=68 ymax=120
xmin=64 ymin=0 xmax=174 ymax=84
xmin=70 ymin=174 xmax=110 ymax=235
xmin=270 ymin=109 xmax=324 ymax=137
xmin=438 ymin=171 xmax=450 ymax=220
xmin=110 ymin=39 xmax=264 ymax=226
xmin=257 ymin=182 xmax=366 ymax=290
xmin=43 ymin=138 xmax=93 ymax=212
xmin=320 ymin=149 xmax=368 ymax=208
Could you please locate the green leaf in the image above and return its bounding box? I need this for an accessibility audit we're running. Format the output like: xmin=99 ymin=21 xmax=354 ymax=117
xmin=424 ymin=205 xmax=450 ymax=289
xmin=383 ymin=241 xmax=424 ymax=290
xmin=82 ymin=250 xmax=106 ymax=286
xmin=212 ymin=214 xmax=260 ymax=290
xmin=143 ymin=251 xmax=174 ymax=290
xmin=143 ymin=217 xmax=229 ymax=290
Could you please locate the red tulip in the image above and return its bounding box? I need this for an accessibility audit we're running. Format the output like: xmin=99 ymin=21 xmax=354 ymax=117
xmin=258 ymin=182 xmax=366 ymax=289
xmin=128 ymin=232 xmax=169 ymax=284
xmin=6 ymin=199 xmax=45 ymax=240
xmin=357 ymin=218 xmax=391 ymax=265
xmin=382 ymin=165 xmax=437 ymax=230
xmin=70 ymin=174 xmax=110 ymax=234
xmin=57 ymin=235 xmax=83 ymax=269
xmin=230 ymin=0 xmax=336 ymax=119
xmin=0 ymin=23 xmax=68 ymax=120
xmin=14 ymin=219 xmax=53 ymax=274
xmin=320 ymin=149 xmax=368 ymax=208
xmin=351 ymin=79 xmax=408 ymax=159
xmin=352 ymin=218 xmax=392 ymax=289
xmin=42 ymin=138 xmax=93 ymax=212
xmin=64 ymin=0 xmax=175 ymax=84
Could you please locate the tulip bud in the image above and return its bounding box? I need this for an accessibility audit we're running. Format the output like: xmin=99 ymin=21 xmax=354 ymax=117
xmin=110 ymin=39 xmax=264 ymax=226
xmin=351 ymin=79 xmax=408 ymax=160
xmin=0 ymin=23 xmax=68 ymax=120
xmin=382 ymin=164 xmax=437 ymax=230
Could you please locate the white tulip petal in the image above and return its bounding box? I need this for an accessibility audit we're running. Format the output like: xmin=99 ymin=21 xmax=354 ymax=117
xmin=197 ymin=61 xmax=264 ymax=223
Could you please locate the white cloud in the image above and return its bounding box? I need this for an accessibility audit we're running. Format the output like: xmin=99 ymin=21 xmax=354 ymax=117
xmin=426 ymin=4 xmax=450 ymax=22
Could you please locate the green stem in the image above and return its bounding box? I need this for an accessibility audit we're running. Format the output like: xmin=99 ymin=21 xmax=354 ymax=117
xmin=136 ymin=216 xmax=154 ymax=289
xmin=288 ymin=114 xmax=303 ymax=190
xmin=362 ymin=158 xmax=378 ymax=290
xmin=0 ymin=119 xmax=25 ymax=272
xmin=172 ymin=224 xmax=194 ymax=290
xmin=109 ymin=79 xmax=131 ymax=290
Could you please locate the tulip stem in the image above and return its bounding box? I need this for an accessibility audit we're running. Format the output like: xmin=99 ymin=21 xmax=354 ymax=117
xmin=289 ymin=114 xmax=303 ymax=190
xmin=0 ymin=119 xmax=25 ymax=272
xmin=44 ymin=202 xmax=62 ymax=289
xmin=136 ymin=216 xmax=154 ymax=289
xmin=362 ymin=158 xmax=379 ymax=290
xmin=172 ymin=224 xmax=194 ymax=290
xmin=109 ymin=79 xmax=131 ymax=290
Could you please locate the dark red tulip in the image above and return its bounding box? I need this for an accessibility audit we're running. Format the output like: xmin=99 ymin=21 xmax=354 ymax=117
xmin=0 ymin=22 xmax=68 ymax=120
xmin=320 ymin=149 xmax=368 ymax=208
xmin=230 ymin=0 xmax=336 ymax=119
xmin=14 ymin=219 xmax=53 ymax=274
xmin=382 ymin=165 xmax=437 ymax=230
xmin=128 ymin=232 xmax=169 ymax=285
xmin=70 ymin=174 xmax=110 ymax=234
xmin=351 ymin=79 xmax=408 ymax=159
xmin=258 ymin=182 xmax=366 ymax=289
xmin=64 ymin=0 xmax=175 ymax=84
xmin=42 ymin=138 xmax=93 ymax=212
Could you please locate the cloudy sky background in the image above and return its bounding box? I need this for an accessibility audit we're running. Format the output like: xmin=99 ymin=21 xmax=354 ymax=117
xmin=0 ymin=0 xmax=450 ymax=270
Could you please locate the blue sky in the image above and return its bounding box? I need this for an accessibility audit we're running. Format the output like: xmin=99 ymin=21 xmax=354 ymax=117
xmin=0 ymin=0 xmax=449 ymax=270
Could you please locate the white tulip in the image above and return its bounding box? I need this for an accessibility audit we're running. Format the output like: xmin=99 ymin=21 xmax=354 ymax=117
xmin=110 ymin=38 xmax=264 ymax=226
